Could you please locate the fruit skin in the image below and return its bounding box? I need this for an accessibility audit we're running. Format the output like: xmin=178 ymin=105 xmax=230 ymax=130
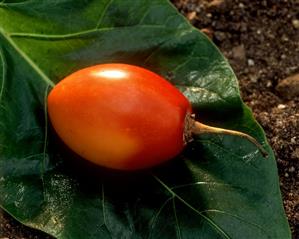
xmin=48 ymin=64 xmax=192 ymax=170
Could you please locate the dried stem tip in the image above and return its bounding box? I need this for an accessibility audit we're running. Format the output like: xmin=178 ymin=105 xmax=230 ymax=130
xmin=189 ymin=119 xmax=268 ymax=157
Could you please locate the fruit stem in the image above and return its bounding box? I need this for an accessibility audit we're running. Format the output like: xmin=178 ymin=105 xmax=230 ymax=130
xmin=192 ymin=121 xmax=268 ymax=157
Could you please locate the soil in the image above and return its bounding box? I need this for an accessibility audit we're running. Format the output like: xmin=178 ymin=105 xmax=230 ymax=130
xmin=1 ymin=0 xmax=299 ymax=238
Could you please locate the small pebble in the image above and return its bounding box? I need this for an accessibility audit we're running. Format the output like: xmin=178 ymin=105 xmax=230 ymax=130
xmin=281 ymin=54 xmax=286 ymax=59
xmin=248 ymin=59 xmax=255 ymax=66
xmin=291 ymin=148 xmax=299 ymax=159
xmin=200 ymin=28 xmax=213 ymax=39
xmin=257 ymin=29 xmax=262 ymax=34
xmin=276 ymin=73 xmax=299 ymax=99
xmin=277 ymin=104 xmax=287 ymax=109
xmin=187 ymin=11 xmax=197 ymax=21
xmin=292 ymin=19 xmax=299 ymax=29
xmin=291 ymin=137 xmax=296 ymax=144
xmin=266 ymin=81 xmax=272 ymax=87
xmin=214 ymin=31 xmax=226 ymax=41
xmin=289 ymin=166 xmax=295 ymax=173
xmin=5 ymin=223 xmax=11 ymax=229
xmin=195 ymin=6 xmax=201 ymax=12
xmin=239 ymin=3 xmax=245 ymax=8
xmin=208 ymin=0 xmax=225 ymax=9
xmin=276 ymin=120 xmax=283 ymax=127
xmin=249 ymin=74 xmax=258 ymax=83
xmin=285 ymin=172 xmax=289 ymax=177
xmin=281 ymin=34 xmax=289 ymax=42
xmin=232 ymin=44 xmax=246 ymax=60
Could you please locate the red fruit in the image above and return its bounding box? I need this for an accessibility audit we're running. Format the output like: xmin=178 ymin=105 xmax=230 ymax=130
xmin=48 ymin=64 xmax=192 ymax=170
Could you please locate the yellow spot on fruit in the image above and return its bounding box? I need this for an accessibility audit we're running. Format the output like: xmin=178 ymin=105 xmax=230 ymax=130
xmin=59 ymin=123 xmax=140 ymax=169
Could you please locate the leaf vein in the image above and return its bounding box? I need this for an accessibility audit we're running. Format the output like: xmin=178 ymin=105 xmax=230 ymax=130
xmin=177 ymin=84 xmax=228 ymax=104
xmin=138 ymin=8 xmax=150 ymax=25
xmin=101 ymin=183 xmax=109 ymax=232
xmin=172 ymin=57 xmax=209 ymax=73
xmin=0 ymin=0 xmax=33 ymax=6
xmin=200 ymin=209 xmax=271 ymax=238
xmin=0 ymin=28 xmax=55 ymax=87
xmin=171 ymin=181 xmax=233 ymax=190
xmin=96 ymin=0 xmax=114 ymax=29
xmin=8 ymin=25 xmax=166 ymax=41
xmin=153 ymin=174 xmax=231 ymax=239
xmin=172 ymin=198 xmax=182 ymax=239
xmin=148 ymin=197 xmax=173 ymax=239
xmin=198 ymin=138 xmax=260 ymax=169
xmin=0 ymin=46 xmax=7 ymax=103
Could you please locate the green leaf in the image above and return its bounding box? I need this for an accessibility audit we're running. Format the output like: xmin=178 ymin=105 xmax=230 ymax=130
xmin=0 ymin=0 xmax=291 ymax=238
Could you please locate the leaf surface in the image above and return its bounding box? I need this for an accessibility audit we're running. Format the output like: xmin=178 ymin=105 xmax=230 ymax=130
xmin=0 ymin=1 xmax=291 ymax=238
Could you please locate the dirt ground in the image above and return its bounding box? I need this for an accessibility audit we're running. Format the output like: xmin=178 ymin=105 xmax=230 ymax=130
xmin=1 ymin=0 xmax=298 ymax=238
